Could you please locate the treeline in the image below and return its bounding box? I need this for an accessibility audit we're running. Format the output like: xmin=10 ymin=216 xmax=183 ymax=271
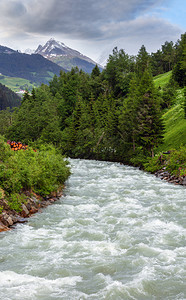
xmin=0 ymin=83 xmax=21 ymax=110
xmin=2 ymin=33 xmax=186 ymax=165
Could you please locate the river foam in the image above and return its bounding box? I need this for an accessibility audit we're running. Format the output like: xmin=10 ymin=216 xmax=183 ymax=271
xmin=0 ymin=159 xmax=185 ymax=299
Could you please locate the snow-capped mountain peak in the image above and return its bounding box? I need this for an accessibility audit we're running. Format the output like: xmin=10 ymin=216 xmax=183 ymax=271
xmin=33 ymin=38 xmax=103 ymax=73
xmin=34 ymin=38 xmax=97 ymax=64
xmin=35 ymin=38 xmax=74 ymax=57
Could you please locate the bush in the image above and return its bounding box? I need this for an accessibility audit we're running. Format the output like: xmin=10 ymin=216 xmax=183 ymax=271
xmin=0 ymin=136 xmax=70 ymax=211
xmin=144 ymin=146 xmax=186 ymax=176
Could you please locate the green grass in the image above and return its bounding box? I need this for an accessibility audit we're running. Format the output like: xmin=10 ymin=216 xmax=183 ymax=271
xmin=152 ymin=72 xmax=186 ymax=152
xmin=0 ymin=75 xmax=35 ymax=92
xmin=156 ymin=88 xmax=186 ymax=152
xmin=153 ymin=71 xmax=172 ymax=88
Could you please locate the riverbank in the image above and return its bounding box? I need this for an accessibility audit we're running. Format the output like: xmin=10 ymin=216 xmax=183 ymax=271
xmin=154 ymin=168 xmax=186 ymax=185
xmin=0 ymin=189 xmax=63 ymax=232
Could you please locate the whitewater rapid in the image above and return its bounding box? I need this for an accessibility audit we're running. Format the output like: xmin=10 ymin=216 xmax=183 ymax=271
xmin=0 ymin=159 xmax=185 ymax=299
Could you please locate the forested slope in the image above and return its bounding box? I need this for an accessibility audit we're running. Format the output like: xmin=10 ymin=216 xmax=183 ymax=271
xmin=0 ymin=83 xmax=21 ymax=110
xmin=0 ymin=33 xmax=185 ymax=175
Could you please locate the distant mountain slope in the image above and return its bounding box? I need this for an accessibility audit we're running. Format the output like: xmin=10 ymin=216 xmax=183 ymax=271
xmin=35 ymin=38 xmax=103 ymax=73
xmin=0 ymin=45 xmax=16 ymax=54
xmin=0 ymin=49 xmax=67 ymax=85
xmin=0 ymin=83 xmax=21 ymax=110
xmin=0 ymin=74 xmax=35 ymax=93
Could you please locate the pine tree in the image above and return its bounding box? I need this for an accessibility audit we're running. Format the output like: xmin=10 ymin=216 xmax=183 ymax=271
xmin=136 ymin=45 xmax=150 ymax=76
xmin=119 ymin=74 xmax=139 ymax=153
xmin=136 ymin=71 xmax=164 ymax=157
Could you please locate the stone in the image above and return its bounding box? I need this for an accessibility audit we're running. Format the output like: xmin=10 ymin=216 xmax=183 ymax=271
xmin=0 ymin=212 xmax=14 ymax=227
xmin=0 ymin=221 xmax=9 ymax=232
xmin=181 ymin=177 xmax=186 ymax=186
xmin=29 ymin=207 xmax=38 ymax=214
xmin=7 ymin=216 xmax=14 ymax=226
xmin=21 ymin=204 xmax=29 ymax=217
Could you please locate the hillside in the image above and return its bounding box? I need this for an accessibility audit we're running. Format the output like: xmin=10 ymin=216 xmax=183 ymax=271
xmin=153 ymin=71 xmax=172 ymax=88
xmin=0 ymin=50 xmax=66 ymax=85
xmin=50 ymin=56 xmax=102 ymax=74
xmin=0 ymin=83 xmax=21 ymax=110
xmin=157 ymin=89 xmax=186 ymax=152
xmin=153 ymin=72 xmax=186 ymax=152
xmin=0 ymin=74 xmax=35 ymax=93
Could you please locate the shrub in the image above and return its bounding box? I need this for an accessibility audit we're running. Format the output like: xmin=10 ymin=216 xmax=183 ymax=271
xmin=0 ymin=136 xmax=70 ymax=211
xmin=144 ymin=146 xmax=186 ymax=176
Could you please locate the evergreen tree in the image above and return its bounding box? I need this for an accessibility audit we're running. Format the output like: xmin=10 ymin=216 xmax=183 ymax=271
xmin=91 ymin=64 xmax=101 ymax=78
xmin=119 ymin=74 xmax=139 ymax=154
xmin=105 ymin=47 xmax=135 ymax=97
xmin=172 ymin=33 xmax=186 ymax=87
xmin=136 ymin=71 xmax=164 ymax=157
xmin=161 ymin=41 xmax=175 ymax=72
xmin=136 ymin=45 xmax=150 ymax=76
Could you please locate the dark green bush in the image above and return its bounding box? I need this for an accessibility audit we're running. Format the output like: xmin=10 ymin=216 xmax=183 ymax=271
xmin=0 ymin=136 xmax=70 ymax=210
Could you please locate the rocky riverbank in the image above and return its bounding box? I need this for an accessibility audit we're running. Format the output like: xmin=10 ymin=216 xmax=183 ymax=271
xmin=0 ymin=189 xmax=63 ymax=232
xmin=154 ymin=168 xmax=186 ymax=186
xmin=1 ymin=166 xmax=185 ymax=233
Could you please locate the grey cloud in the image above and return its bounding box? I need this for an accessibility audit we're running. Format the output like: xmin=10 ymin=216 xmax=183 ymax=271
xmin=0 ymin=0 xmax=182 ymax=61
xmin=1 ymin=0 xmax=166 ymax=40
xmin=0 ymin=1 xmax=26 ymax=17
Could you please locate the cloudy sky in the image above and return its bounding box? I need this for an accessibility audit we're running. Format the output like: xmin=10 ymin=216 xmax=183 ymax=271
xmin=0 ymin=0 xmax=185 ymax=64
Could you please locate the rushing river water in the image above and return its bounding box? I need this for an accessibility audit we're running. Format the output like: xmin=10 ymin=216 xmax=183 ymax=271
xmin=0 ymin=159 xmax=186 ymax=300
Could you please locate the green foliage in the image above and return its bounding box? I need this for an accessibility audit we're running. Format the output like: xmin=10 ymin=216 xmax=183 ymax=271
xmin=8 ymin=193 xmax=23 ymax=212
xmin=145 ymin=147 xmax=186 ymax=176
xmin=0 ymin=187 xmax=4 ymax=199
xmin=157 ymin=90 xmax=186 ymax=152
xmin=104 ymin=47 xmax=135 ymax=97
xmin=91 ymin=64 xmax=101 ymax=78
xmin=184 ymin=87 xmax=186 ymax=118
xmin=7 ymin=84 xmax=62 ymax=145
xmin=150 ymin=40 xmax=175 ymax=76
xmin=119 ymin=71 xmax=164 ymax=158
xmin=0 ymin=82 xmax=21 ymax=110
xmin=161 ymin=78 xmax=178 ymax=108
xmin=136 ymin=45 xmax=151 ymax=75
xmin=0 ymin=137 xmax=70 ymax=211
xmin=0 ymin=108 xmax=13 ymax=136
xmin=5 ymin=33 xmax=185 ymax=173
xmin=172 ymin=33 xmax=186 ymax=87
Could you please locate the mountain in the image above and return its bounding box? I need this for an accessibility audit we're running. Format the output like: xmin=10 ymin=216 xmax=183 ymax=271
xmin=34 ymin=38 xmax=103 ymax=73
xmin=24 ymin=48 xmax=35 ymax=55
xmin=0 ymin=82 xmax=21 ymax=110
xmin=0 ymin=47 xmax=66 ymax=85
xmin=0 ymin=45 xmax=16 ymax=55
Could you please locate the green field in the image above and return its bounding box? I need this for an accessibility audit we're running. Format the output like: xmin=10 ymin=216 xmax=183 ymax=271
xmin=153 ymin=72 xmax=186 ymax=152
xmin=0 ymin=75 xmax=36 ymax=92
xmin=153 ymin=71 xmax=172 ymax=88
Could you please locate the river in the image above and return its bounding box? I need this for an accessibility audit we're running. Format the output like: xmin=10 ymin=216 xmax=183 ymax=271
xmin=0 ymin=159 xmax=186 ymax=300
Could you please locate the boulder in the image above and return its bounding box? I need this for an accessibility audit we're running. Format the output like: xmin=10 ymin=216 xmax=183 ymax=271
xmin=0 ymin=221 xmax=9 ymax=232
xmin=21 ymin=204 xmax=29 ymax=217
xmin=0 ymin=212 xmax=14 ymax=227
xmin=181 ymin=177 xmax=186 ymax=186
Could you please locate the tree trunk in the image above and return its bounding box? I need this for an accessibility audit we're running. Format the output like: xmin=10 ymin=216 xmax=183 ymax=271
xmin=151 ymin=147 xmax=154 ymax=158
